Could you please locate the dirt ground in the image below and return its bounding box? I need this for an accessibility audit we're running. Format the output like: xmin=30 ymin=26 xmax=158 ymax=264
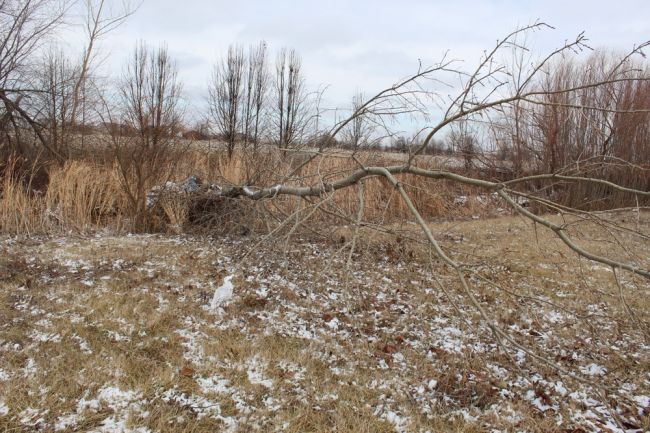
xmin=1 ymin=212 xmax=649 ymax=432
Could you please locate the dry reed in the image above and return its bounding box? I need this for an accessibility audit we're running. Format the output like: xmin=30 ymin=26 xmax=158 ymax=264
xmin=0 ymin=158 xmax=49 ymax=235
xmin=45 ymin=161 xmax=126 ymax=232
xmin=0 ymin=147 xmax=499 ymax=235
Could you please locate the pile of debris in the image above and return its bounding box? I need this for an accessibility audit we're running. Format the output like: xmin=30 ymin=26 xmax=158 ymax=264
xmin=147 ymin=175 xmax=254 ymax=234
xmin=146 ymin=175 xmax=214 ymax=207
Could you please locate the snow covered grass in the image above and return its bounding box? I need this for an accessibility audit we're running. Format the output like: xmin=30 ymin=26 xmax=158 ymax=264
xmin=0 ymin=212 xmax=649 ymax=432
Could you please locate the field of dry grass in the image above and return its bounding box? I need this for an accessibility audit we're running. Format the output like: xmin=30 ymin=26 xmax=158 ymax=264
xmin=0 ymin=149 xmax=492 ymax=236
xmin=1 ymin=212 xmax=648 ymax=432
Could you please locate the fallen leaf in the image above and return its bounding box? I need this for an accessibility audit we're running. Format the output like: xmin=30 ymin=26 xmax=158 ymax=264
xmin=180 ymin=366 xmax=195 ymax=378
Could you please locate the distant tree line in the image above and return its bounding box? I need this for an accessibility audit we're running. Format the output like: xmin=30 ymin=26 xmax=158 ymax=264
xmin=1 ymin=0 xmax=649 ymax=176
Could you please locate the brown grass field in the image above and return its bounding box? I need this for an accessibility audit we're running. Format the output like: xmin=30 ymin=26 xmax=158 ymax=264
xmin=1 ymin=211 xmax=648 ymax=432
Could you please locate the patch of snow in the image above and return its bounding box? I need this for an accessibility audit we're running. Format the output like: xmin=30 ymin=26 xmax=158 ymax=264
xmin=499 ymin=405 xmax=522 ymax=424
xmin=553 ymin=381 xmax=568 ymax=397
xmin=295 ymin=325 xmax=313 ymax=340
xmin=72 ymin=335 xmax=92 ymax=354
xmin=89 ymin=416 xmax=151 ymax=433
xmin=29 ymin=329 xmax=62 ymax=343
xmin=263 ymin=395 xmax=281 ymax=411
xmin=0 ymin=401 xmax=8 ymax=416
xmin=197 ymin=375 xmax=231 ymax=395
xmin=22 ymin=358 xmax=37 ymax=377
xmin=326 ymin=317 xmax=340 ymax=330
xmin=54 ymin=414 xmax=78 ymax=431
xmin=19 ymin=407 xmax=47 ymax=427
xmin=106 ymin=330 xmax=131 ymax=342
xmin=545 ymin=310 xmax=564 ymax=324
xmin=175 ymin=327 xmax=206 ymax=363
xmin=76 ymin=395 xmax=100 ymax=413
xmin=96 ymin=386 xmax=143 ymax=411
xmin=75 ymin=385 xmax=149 ymax=433
xmin=79 ymin=385 xmax=144 ymax=412
xmin=580 ymin=363 xmax=607 ymax=376
xmin=247 ymin=359 xmax=273 ymax=388
xmin=383 ymin=410 xmax=410 ymax=432
xmin=452 ymin=408 xmax=478 ymax=422
xmin=525 ymin=389 xmax=554 ymax=412
xmin=61 ymin=259 xmax=92 ymax=273
xmin=514 ymin=349 xmax=526 ymax=365
xmin=35 ymin=318 xmax=53 ymax=327
xmin=435 ymin=326 xmax=465 ymax=353
xmin=633 ymin=395 xmax=649 ymax=416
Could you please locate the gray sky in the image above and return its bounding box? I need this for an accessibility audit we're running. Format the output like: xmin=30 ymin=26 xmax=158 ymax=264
xmin=67 ymin=0 xmax=650 ymax=126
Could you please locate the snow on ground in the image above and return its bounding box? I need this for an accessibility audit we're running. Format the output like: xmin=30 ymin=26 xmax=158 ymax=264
xmin=1 ymin=215 xmax=649 ymax=432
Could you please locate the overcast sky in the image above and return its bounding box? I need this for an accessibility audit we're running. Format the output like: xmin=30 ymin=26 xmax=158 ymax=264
xmin=67 ymin=0 xmax=650 ymax=125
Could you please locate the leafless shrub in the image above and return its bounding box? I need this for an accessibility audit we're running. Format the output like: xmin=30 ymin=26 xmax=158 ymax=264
xmin=491 ymin=50 xmax=650 ymax=208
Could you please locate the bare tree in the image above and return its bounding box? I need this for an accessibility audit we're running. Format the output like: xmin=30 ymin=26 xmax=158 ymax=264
xmin=341 ymin=92 xmax=375 ymax=152
xmin=0 ymin=0 xmax=136 ymax=164
xmin=33 ymin=47 xmax=79 ymax=159
xmin=447 ymin=120 xmax=477 ymax=170
xmin=111 ymin=42 xmax=184 ymax=230
xmin=0 ymin=0 xmax=71 ymax=161
xmin=207 ymin=25 xmax=650 ymax=428
xmin=274 ymin=47 xmax=310 ymax=150
xmin=208 ymin=44 xmax=245 ymax=159
xmin=242 ymin=45 xmax=255 ymax=148
xmin=486 ymin=48 xmax=650 ymax=210
xmin=246 ymin=41 xmax=269 ymax=149
xmin=70 ymin=0 xmax=139 ymax=143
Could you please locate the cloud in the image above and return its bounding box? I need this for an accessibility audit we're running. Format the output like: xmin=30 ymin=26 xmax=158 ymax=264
xmin=66 ymin=0 xmax=650 ymax=125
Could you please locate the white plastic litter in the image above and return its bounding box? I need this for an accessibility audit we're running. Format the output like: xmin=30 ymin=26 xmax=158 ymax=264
xmin=211 ymin=275 xmax=234 ymax=310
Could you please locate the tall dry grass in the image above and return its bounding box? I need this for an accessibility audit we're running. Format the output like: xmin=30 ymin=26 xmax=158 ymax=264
xmin=0 ymin=147 xmax=493 ymax=236
xmin=45 ymin=161 xmax=127 ymax=231
xmin=0 ymin=166 xmax=49 ymax=235
xmin=175 ymin=147 xmax=486 ymax=225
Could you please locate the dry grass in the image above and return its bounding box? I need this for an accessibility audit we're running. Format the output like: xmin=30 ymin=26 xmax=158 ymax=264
xmin=0 ymin=212 xmax=648 ymax=432
xmin=1 ymin=147 xmax=494 ymax=236
xmin=45 ymin=161 xmax=127 ymax=232
xmin=0 ymin=162 xmax=49 ymax=235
